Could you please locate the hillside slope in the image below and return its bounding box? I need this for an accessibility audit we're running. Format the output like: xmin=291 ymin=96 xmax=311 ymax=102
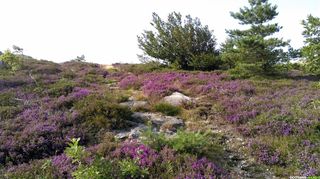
xmin=0 ymin=59 xmax=319 ymax=178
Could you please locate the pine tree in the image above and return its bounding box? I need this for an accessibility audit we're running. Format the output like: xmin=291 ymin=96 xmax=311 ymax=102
xmin=222 ymin=0 xmax=289 ymax=71
xmin=301 ymin=15 xmax=320 ymax=73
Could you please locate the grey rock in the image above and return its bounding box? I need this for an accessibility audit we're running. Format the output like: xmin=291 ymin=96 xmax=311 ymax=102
xmin=160 ymin=118 xmax=184 ymax=133
xmin=119 ymin=101 xmax=148 ymax=109
xmin=163 ymin=92 xmax=191 ymax=106
xmin=115 ymin=124 xmax=148 ymax=140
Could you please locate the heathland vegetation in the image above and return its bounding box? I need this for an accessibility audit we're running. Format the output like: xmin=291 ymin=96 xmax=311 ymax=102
xmin=0 ymin=0 xmax=320 ymax=178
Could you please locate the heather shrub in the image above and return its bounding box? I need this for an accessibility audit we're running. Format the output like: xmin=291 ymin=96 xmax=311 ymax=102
xmin=154 ymin=102 xmax=181 ymax=116
xmin=0 ymin=92 xmax=18 ymax=106
xmin=176 ymin=156 xmax=228 ymax=178
xmin=4 ymin=159 xmax=56 ymax=179
xmin=47 ymin=79 xmax=75 ymax=97
xmin=249 ymin=141 xmax=284 ymax=166
xmin=51 ymin=154 xmax=76 ymax=178
xmin=74 ymin=94 xmax=134 ymax=130
xmin=0 ymin=106 xmax=22 ymax=120
xmin=96 ymin=132 xmax=118 ymax=156
xmin=62 ymin=70 xmax=76 ymax=79
xmin=0 ymin=92 xmax=22 ymax=120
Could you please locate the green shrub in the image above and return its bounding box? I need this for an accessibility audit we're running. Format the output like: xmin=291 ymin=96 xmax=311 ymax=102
xmin=72 ymin=158 xmax=114 ymax=179
xmin=228 ymin=63 xmax=263 ymax=79
xmin=0 ymin=106 xmax=22 ymax=120
xmin=154 ymin=102 xmax=181 ymax=116
xmin=4 ymin=159 xmax=56 ymax=179
xmin=117 ymin=62 xmax=164 ymax=74
xmin=0 ymin=92 xmax=18 ymax=106
xmin=168 ymin=130 xmax=223 ymax=159
xmin=141 ymin=124 xmax=167 ymax=151
xmin=75 ymin=94 xmax=134 ymax=130
xmin=0 ymin=50 xmax=22 ymax=72
xmin=47 ymin=79 xmax=75 ymax=97
xmin=189 ymin=53 xmax=222 ymax=71
xmin=119 ymin=159 xmax=149 ymax=179
xmin=0 ymin=92 xmax=22 ymax=120
xmin=169 ymin=130 xmax=208 ymax=155
xmin=65 ymin=138 xmax=87 ymax=164
xmin=62 ymin=70 xmax=76 ymax=79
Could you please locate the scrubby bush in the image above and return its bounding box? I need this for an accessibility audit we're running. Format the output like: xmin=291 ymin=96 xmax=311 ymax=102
xmin=138 ymin=12 xmax=221 ymax=70
xmin=74 ymin=94 xmax=134 ymax=130
xmin=47 ymin=79 xmax=75 ymax=97
xmin=154 ymin=102 xmax=181 ymax=116
xmin=119 ymin=159 xmax=149 ymax=178
xmin=4 ymin=159 xmax=56 ymax=179
xmin=0 ymin=50 xmax=22 ymax=72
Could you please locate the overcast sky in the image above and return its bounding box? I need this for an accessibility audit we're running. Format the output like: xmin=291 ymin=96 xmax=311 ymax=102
xmin=0 ymin=0 xmax=319 ymax=64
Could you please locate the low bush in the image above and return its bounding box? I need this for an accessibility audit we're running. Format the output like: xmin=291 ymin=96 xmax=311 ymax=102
xmin=154 ymin=102 xmax=181 ymax=116
xmin=74 ymin=94 xmax=134 ymax=130
xmin=47 ymin=79 xmax=75 ymax=97
xmin=4 ymin=159 xmax=56 ymax=179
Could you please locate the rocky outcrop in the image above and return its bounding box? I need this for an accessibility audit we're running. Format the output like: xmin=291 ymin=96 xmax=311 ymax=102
xmin=115 ymin=112 xmax=184 ymax=140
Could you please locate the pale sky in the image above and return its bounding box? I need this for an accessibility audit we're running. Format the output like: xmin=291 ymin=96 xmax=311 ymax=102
xmin=0 ymin=0 xmax=319 ymax=64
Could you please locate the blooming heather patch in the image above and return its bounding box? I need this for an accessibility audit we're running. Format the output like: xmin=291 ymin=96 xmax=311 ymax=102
xmin=52 ymin=154 xmax=76 ymax=178
xmin=113 ymin=141 xmax=159 ymax=167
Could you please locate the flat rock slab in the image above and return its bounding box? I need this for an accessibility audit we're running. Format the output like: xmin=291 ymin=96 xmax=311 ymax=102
xmin=119 ymin=101 xmax=148 ymax=109
xmin=132 ymin=112 xmax=184 ymax=131
xmin=163 ymin=92 xmax=192 ymax=106
xmin=115 ymin=124 xmax=148 ymax=139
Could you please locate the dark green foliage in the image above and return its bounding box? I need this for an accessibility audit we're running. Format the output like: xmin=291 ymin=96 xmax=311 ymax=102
xmin=75 ymin=94 xmax=133 ymax=130
xmin=141 ymin=124 xmax=167 ymax=151
xmin=301 ymin=15 xmax=320 ymax=73
xmin=0 ymin=92 xmax=22 ymax=120
xmin=47 ymin=79 xmax=75 ymax=97
xmin=141 ymin=127 xmax=223 ymax=160
xmin=222 ymin=0 xmax=289 ymax=71
xmin=119 ymin=159 xmax=149 ymax=179
xmin=73 ymin=158 xmax=115 ymax=179
xmin=138 ymin=12 xmax=221 ymax=70
xmin=4 ymin=159 xmax=56 ymax=179
xmin=154 ymin=102 xmax=181 ymax=116
xmin=168 ymin=130 xmax=222 ymax=158
xmin=116 ymin=62 xmax=165 ymax=74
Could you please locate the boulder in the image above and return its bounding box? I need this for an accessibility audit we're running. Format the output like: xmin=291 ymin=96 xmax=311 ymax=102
xmin=163 ymin=92 xmax=191 ymax=106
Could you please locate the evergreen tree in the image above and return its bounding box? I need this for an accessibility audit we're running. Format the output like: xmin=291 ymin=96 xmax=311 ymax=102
xmin=301 ymin=15 xmax=320 ymax=73
xmin=138 ymin=12 xmax=221 ymax=70
xmin=222 ymin=0 xmax=289 ymax=71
